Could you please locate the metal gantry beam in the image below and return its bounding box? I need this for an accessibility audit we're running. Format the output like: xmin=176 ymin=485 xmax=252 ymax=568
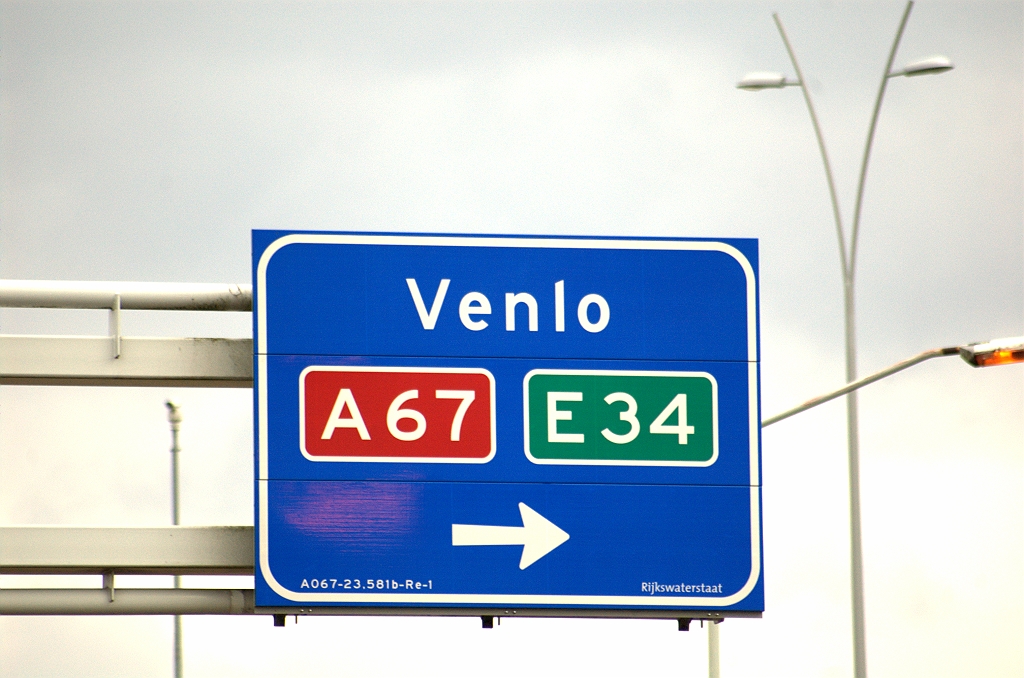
xmin=0 ymin=588 xmax=255 ymax=616
xmin=0 ymin=526 xmax=256 ymax=616
xmin=0 ymin=280 xmax=251 ymax=311
xmin=0 ymin=526 xmax=254 ymax=575
xmin=0 ymin=281 xmax=260 ymax=617
xmin=0 ymin=335 xmax=254 ymax=387
xmin=1 ymin=279 xmax=254 ymax=387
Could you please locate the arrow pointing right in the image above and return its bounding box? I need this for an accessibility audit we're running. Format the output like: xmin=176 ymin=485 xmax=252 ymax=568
xmin=451 ymin=502 xmax=570 ymax=570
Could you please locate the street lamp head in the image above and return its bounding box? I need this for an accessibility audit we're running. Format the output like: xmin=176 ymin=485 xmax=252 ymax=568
xmin=736 ymin=72 xmax=791 ymax=91
xmin=892 ymin=55 xmax=954 ymax=78
xmin=165 ymin=400 xmax=182 ymax=425
xmin=959 ymin=336 xmax=1024 ymax=367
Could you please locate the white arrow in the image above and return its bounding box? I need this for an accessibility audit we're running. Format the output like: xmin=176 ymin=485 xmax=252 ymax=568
xmin=451 ymin=502 xmax=570 ymax=570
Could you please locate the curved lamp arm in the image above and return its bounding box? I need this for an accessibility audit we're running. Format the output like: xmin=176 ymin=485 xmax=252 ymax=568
xmin=763 ymin=336 xmax=1024 ymax=427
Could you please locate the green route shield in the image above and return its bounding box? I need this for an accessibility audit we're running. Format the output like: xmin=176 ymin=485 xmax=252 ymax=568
xmin=523 ymin=369 xmax=718 ymax=466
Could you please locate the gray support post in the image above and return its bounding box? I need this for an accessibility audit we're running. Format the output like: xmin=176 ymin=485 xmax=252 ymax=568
xmin=166 ymin=402 xmax=184 ymax=678
xmin=708 ymin=620 xmax=720 ymax=678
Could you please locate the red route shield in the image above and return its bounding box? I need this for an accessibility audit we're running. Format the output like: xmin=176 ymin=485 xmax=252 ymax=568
xmin=299 ymin=367 xmax=495 ymax=462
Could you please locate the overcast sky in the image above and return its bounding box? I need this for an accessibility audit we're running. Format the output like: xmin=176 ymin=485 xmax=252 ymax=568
xmin=1 ymin=1 xmax=1021 ymax=676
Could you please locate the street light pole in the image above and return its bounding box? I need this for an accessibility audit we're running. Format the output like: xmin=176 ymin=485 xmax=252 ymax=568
xmin=165 ymin=401 xmax=183 ymax=678
xmin=738 ymin=3 xmax=954 ymax=676
xmin=778 ymin=8 xmax=908 ymax=674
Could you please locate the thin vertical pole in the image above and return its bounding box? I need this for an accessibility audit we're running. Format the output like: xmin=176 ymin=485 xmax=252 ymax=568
xmin=843 ymin=288 xmax=864 ymax=678
xmin=166 ymin=401 xmax=183 ymax=678
xmin=708 ymin=621 xmax=720 ymax=678
xmin=845 ymin=6 xmax=913 ymax=677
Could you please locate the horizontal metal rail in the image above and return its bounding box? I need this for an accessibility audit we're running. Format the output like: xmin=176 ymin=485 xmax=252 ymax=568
xmin=0 ymin=591 xmax=767 ymax=619
xmin=0 ymin=526 xmax=253 ymax=575
xmin=0 ymin=280 xmax=251 ymax=311
xmin=0 ymin=588 xmax=254 ymax=615
xmin=0 ymin=336 xmax=253 ymax=387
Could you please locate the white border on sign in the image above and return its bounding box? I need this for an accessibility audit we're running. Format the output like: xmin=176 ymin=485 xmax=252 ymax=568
xmin=522 ymin=368 xmax=719 ymax=467
xmin=256 ymin=233 xmax=761 ymax=608
xmin=298 ymin=365 xmax=497 ymax=464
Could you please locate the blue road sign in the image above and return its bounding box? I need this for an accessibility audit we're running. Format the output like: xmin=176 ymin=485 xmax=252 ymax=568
xmin=254 ymin=232 xmax=762 ymax=614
